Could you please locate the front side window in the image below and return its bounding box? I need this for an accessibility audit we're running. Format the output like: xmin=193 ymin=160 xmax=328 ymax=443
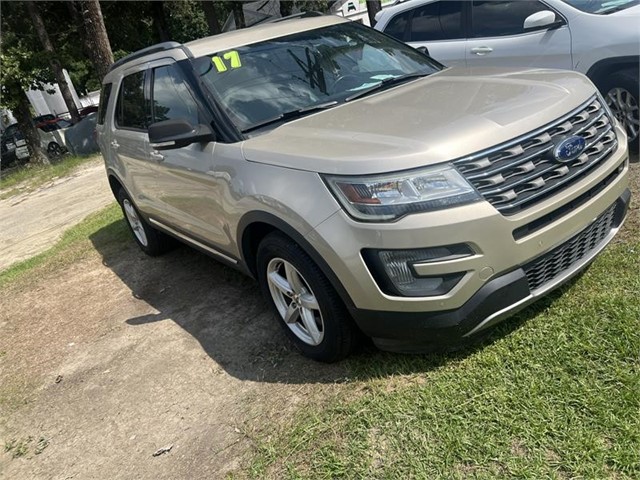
xmin=410 ymin=1 xmax=464 ymax=41
xmin=115 ymin=71 xmax=147 ymax=130
xmin=151 ymin=65 xmax=201 ymax=125
xmin=97 ymin=83 xmax=112 ymax=125
xmin=191 ymin=23 xmax=441 ymax=133
xmin=471 ymin=0 xmax=550 ymax=37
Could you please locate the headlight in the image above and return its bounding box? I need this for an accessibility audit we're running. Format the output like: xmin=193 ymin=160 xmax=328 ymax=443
xmin=323 ymin=164 xmax=481 ymax=222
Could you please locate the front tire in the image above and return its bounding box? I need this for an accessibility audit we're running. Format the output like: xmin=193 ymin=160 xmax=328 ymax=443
xmin=601 ymin=70 xmax=639 ymax=153
xmin=117 ymin=188 xmax=175 ymax=256
xmin=256 ymin=232 xmax=356 ymax=362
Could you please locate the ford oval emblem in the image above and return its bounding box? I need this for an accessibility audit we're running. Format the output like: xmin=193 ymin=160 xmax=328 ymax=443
xmin=553 ymin=136 xmax=586 ymax=162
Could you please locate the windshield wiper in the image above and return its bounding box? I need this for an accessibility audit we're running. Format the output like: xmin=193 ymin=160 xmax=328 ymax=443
xmin=345 ymin=72 xmax=431 ymax=102
xmin=242 ymin=101 xmax=338 ymax=134
xmin=598 ymin=0 xmax=638 ymax=14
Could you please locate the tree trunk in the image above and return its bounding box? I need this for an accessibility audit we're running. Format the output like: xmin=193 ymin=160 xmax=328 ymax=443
xmin=231 ymin=1 xmax=246 ymax=29
xmin=151 ymin=1 xmax=171 ymax=42
xmin=366 ymin=0 xmax=382 ymax=27
xmin=26 ymin=1 xmax=81 ymax=124
xmin=77 ymin=0 xmax=115 ymax=83
xmin=16 ymin=92 xmax=49 ymax=166
xmin=200 ymin=1 xmax=221 ymax=35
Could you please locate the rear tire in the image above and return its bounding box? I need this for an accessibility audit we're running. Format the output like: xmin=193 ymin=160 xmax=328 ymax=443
xmin=600 ymin=70 xmax=639 ymax=154
xmin=256 ymin=232 xmax=357 ymax=362
xmin=47 ymin=142 xmax=64 ymax=161
xmin=117 ymin=188 xmax=175 ymax=256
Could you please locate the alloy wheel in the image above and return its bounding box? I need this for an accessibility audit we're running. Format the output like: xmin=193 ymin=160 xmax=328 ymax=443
xmin=266 ymin=257 xmax=324 ymax=346
xmin=606 ymin=87 xmax=639 ymax=142
xmin=122 ymin=199 xmax=148 ymax=247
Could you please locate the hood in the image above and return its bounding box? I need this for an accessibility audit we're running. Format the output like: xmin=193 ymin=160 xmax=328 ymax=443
xmin=241 ymin=67 xmax=597 ymax=175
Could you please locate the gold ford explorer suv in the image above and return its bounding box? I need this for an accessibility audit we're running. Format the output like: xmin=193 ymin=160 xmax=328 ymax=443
xmin=97 ymin=15 xmax=630 ymax=362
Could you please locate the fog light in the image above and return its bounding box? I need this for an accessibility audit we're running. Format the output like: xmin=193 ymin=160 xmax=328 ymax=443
xmin=363 ymin=245 xmax=472 ymax=297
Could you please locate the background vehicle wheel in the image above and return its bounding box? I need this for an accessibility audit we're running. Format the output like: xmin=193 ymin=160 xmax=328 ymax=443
xmin=47 ymin=142 xmax=64 ymax=160
xmin=256 ymin=232 xmax=357 ymax=362
xmin=601 ymin=70 xmax=639 ymax=153
xmin=117 ymin=188 xmax=175 ymax=256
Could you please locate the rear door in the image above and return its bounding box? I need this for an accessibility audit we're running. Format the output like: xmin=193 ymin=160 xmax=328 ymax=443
xmin=382 ymin=1 xmax=467 ymax=67
xmin=109 ymin=68 xmax=159 ymax=216
xmin=466 ymin=0 xmax=572 ymax=69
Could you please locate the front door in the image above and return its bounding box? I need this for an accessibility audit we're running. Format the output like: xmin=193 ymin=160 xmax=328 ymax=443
xmin=147 ymin=62 xmax=228 ymax=249
xmin=465 ymin=0 xmax=572 ymax=70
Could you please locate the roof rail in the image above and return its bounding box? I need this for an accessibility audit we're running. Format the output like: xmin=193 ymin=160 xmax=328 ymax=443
xmin=109 ymin=41 xmax=183 ymax=73
xmin=265 ymin=11 xmax=324 ymax=24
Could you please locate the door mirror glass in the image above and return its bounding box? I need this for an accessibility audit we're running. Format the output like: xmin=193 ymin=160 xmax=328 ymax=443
xmin=523 ymin=10 xmax=558 ymax=30
xmin=149 ymin=119 xmax=214 ymax=150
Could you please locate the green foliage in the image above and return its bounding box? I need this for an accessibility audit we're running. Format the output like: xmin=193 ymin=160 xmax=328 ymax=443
xmin=165 ymin=0 xmax=210 ymax=43
xmin=0 ymin=13 xmax=54 ymax=111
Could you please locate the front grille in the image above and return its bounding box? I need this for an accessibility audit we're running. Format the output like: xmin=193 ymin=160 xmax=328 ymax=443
xmin=454 ymin=96 xmax=618 ymax=215
xmin=522 ymin=204 xmax=616 ymax=292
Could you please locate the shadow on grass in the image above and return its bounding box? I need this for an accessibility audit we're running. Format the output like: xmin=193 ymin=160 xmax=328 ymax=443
xmin=90 ymin=218 xmax=576 ymax=384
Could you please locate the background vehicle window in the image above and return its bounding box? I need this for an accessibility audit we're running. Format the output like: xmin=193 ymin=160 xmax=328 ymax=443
xmin=410 ymin=1 xmax=464 ymax=41
xmin=472 ymin=0 xmax=549 ymax=38
xmin=383 ymin=10 xmax=412 ymax=40
xmin=115 ymin=71 xmax=147 ymax=130
xmin=97 ymin=83 xmax=112 ymax=125
xmin=151 ymin=65 xmax=200 ymax=125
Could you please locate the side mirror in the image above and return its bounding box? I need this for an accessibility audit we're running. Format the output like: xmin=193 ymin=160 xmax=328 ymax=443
xmin=415 ymin=46 xmax=430 ymax=57
xmin=523 ymin=10 xmax=563 ymax=31
xmin=148 ymin=119 xmax=215 ymax=150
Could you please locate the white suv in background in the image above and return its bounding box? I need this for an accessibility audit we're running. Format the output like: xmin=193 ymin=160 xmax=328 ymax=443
xmin=374 ymin=0 xmax=640 ymax=151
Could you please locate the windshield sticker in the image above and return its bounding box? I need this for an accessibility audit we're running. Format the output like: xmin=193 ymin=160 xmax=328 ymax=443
xmin=211 ymin=51 xmax=242 ymax=72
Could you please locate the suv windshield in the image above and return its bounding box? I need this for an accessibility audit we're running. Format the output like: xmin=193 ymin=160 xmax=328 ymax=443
xmin=191 ymin=22 xmax=441 ymax=133
xmin=561 ymin=0 xmax=639 ymax=13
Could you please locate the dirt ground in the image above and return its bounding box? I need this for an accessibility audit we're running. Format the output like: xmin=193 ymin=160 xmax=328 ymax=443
xmin=0 ymin=225 xmax=349 ymax=479
xmin=0 ymin=159 xmax=113 ymax=270
xmin=0 ymin=156 xmax=637 ymax=479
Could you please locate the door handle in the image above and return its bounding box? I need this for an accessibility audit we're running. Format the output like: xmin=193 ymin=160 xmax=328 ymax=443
xmin=150 ymin=150 xmax=165 ymax=162
xmin=110 ymin=140 xmax=120 ymax=149
xmin=471 ymin=46 xmax=494 ymax=56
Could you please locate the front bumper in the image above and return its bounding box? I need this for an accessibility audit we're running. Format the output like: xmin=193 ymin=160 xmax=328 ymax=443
xmin=351 ymin=189 xmax=630 ymax=353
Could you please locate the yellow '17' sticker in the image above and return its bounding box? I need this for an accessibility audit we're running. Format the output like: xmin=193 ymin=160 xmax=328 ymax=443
xmin=212 ymin=51 xmax=242 ymax=72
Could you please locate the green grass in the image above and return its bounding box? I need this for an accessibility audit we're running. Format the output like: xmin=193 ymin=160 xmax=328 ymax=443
xmin=0 ymin=154 xmax=101 ymax=199
xmin=249 ymin=240 xmax=640 ymax=479
xmin=0 ymin=202 xmax=126 ymax=288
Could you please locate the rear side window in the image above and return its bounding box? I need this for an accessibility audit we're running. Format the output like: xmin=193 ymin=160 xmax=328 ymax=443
xmin=151 ymin=65 xmax=201 ymax=125
xmin=115 ymin=71 xmax=148 ymax=130
xmin=383 ymin=10 xmax=412 ymax=41
xmin=409 ymin=1 xmax=464 ymax=41
xmin=97 ymin=83 xmax=112 ymax=125
xmin=471 ymin=0 xmax=549 ymax=38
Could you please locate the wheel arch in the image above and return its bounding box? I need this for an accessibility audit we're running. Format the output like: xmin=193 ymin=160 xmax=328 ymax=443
xmin=237 ymin=211 xmax=357 ymax=312
xmin=107 ymin=170 xmax=126 ymax=201
xmin=586 ymin=56 xmax=639 ymax=89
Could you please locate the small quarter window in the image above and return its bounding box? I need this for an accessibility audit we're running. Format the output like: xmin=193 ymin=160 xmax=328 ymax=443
xmin=151 ymin=65 xmax=200 ymax=125
xmin=115 ymin=71 xmax=148 ymax=130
